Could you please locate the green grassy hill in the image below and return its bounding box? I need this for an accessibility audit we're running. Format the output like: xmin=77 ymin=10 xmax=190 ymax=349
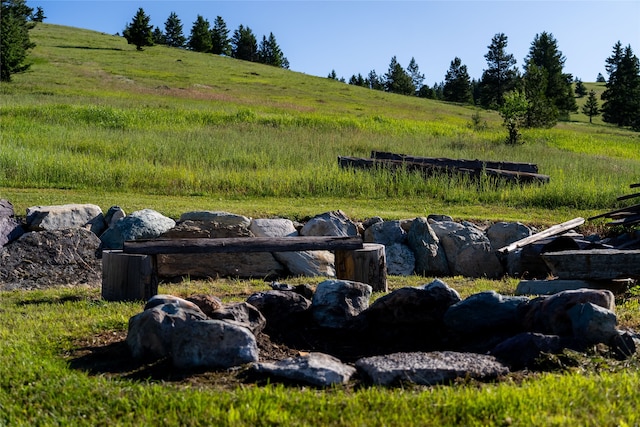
xmin=1 ymin=24 xmax=639 ymax=223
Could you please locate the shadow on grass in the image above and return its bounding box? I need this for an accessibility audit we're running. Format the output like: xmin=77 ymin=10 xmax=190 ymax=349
xmin=55 ymin=45 xmax=124 ymax=51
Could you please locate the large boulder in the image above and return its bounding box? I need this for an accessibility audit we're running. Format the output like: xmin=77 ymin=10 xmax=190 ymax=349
xmin=385 ymin=243 xmax=415 ymax=276
xmin=99 ymin=209 xmax=176 ymax=250
xmin=178 ymin=211 xmax=251 ymax=228
xmin=26 ymin=203 xmax=105 ymax=235
xmin=126 ymin=301 xmax=208 ymax=360
xmin=0 ymin=228 xmax=101 ymax=290
xmin=252 ymin=352 xmax=356 ymax=387
xmin=486 ymin=221 xmax=532 ymax=252
xmin=299 ymin=210 xmax=358 ymax=237
xmin=407 ymin=217 xmax=449 ymax=276
xmin=246 ymin=290 xmax=311 ymax=331
xmin=311 ymin=279 xmax=372 ymax=329
xmin=250 ymin=218 xmax=335 ymax=276
xmin=568 ymin=302 xmax=619 ymax=345
xmin=431 ymin=221 xmax=503 ymax=278
xmin=444 ymin=291 xmax=529 ymax=337
xmin=0 ymin=199 xmax=23 ymax=247
xmin=208 ymin=301 xmax=266 ymax=335
xmin=171 ymin=319 xmax=259 ymax=370
xmin=363 ymin=220 xmax=406 ymax=246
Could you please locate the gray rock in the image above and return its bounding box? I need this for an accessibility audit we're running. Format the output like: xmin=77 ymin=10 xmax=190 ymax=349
xmin=26 ymin=203 xmax=105 ymax=235
xmin=252 ymin=352 xmax=356 ymax=387
xmin=104 ymin=206 xmax=126 ymax=229
xmin=209 ymin=301 xmax=266 ymax=335
xmin=99 ymin=209 xmax=176 ymax=250
xmin=486 ymin=222 xmax=532 ymax=252
xmin=363 ymin=220 xmax=406 ymax=246
xmin=0 ymin=216 xmax=23 ymax=248
xmin=250 ymin=218 xmax=335 ymax=277
xmin=160 ymin=219 xmax=252 ymax=239
xmin=0 ymin=228 xmax=101 ymax=290
xmin=185 ymin=294 xmax=224 ymax=317
xmin=490 ymin=332 xmax=569 ymax=370
xmin=247 ymin=290 xmax=311 ymax=330
xmin=522 ymin=288 xmax=616 ymax=336
xmin=126 ymin=302 xmax=207 ymax=360
xmin=171 ymin=319 xmax=259 ymax=369
xmin=362 ymin=216 xmax=383 ymax=228
xmin=407 ymin=217 xmax=449 ymax=276
xmin=144 ymin=294 xmax=203 ymax=311
xmin=385 ymin=243 xmax=415 ymax=276
xmin=178 ymin=211 xmax=251 ymax=228
xmin=312 ymin=279 xmax=372 ymax=329
xmin=568 ymin=302 xmax=618 ymax=345
xmin=356 ymin=351 xmax=509 ymax=386
xmin=431 ymin=221 xmax=503 ymax=278
xmin=299 ymin=210 xmax=358 ymax=237
xmin=427 ymin=214 xmax=454 ymax=223
xmin=444 ymin=290 xmax=529 ymax=335
xmin=0 ymin=199 xmax=14 ymax=218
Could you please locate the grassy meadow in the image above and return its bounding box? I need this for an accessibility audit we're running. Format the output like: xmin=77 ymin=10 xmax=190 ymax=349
xmin=2 ymin=24 xmax=640 ymax=425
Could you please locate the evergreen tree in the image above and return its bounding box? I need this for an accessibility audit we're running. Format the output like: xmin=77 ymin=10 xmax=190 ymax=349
xmin=257 ymin=32 xmax=288 ymax=68
xmin=384 ymin=56 xmax=415 ymax=95
xmin=499 ymin=91 xmax=529 ymax=145
xmin=417 ymin=84 xmax=435 ymax=99
xmin=188 ymin=15 xmax=212 ymax=52
xmin=349 ymin=73 xmax=367 ymax=87
xmin=152 ymin=26 xmax=165 ymax=45
xmin=327 ymin=69 xmax=338 ymax=80
xmin=210 ymin=16 xmax=230 ymax=55
xmin=523 ymin=59 xmax=557 ymax=128
xmin=367 ymin=70 xmax=384 ymax=90
xmin=596 ymin=72 xmax=606 ymax=83
xmin=479 ymin=33 xmax=518 ymax=108
xmin=0 ymin=0 xmax=35 ymax=81
xmin=581 ymin=90 xmax=600 ymax=123
xmin=123 ymin=7 xmax=153 ymax=51
xmin=231 ymin=25 xmax=258 ymax=62
xmin=432 ymin=82 xmax=445 ymax=100
xmin=574 ymin=78 xmax=587 ymax=97
xmin=163 ymin=12 xmax=186 ymax=48
xmin=407 ymin=57 xmax=424 ymax=95
xmin=31 ymin=6 xmax=45 ymax=22
xmin=443 ymin=57 xmax=472 ymax=103
xmin=523 ymin=32 xmax=577 ymax=121
xmin=601 ymin=42 xmax=640 ymax=130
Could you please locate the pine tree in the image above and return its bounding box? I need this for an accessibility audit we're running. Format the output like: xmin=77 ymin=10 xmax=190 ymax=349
xmin=574 ymin=78 xmax=587 ymax=97
xmin=443 ymin=57 xmax=472 ymax=103
xmin=523 ymin=59 xmax=557 ymax=128
xmin=479 ymin=33 xmax=518 ymax=108
xmin=499 ymin=91 xmax=529 ymax=145
xmin=152 ymin=26 xmax=165 ymax=45
xmin=596 ymin=73 xmax=606 ymax=83
xmin=210 ymin=16 xmax=230 ymax=55
xmin=231 ymin=25 xmax=258 ymax=62
xmin=349 ymin=73 xmax=367 ymax=87
xmin=188 ymin=15 xmax=212 ymax=52
xmin=123 ymin=7 xmax=153 ymax=51
xmin=384 ymin=56 xmax=415 ymax=95
xmin=327 ymin=70 xmax=338 ymax=80
xmin=601 ymin=42 xmax=640 ymax=130
xmin=257 ymin=32 xmax=288 ymax=68
xmin=0 ymin=0 xmax=35 ymax=81
xmin=407 ymin=57 xmax=424 ymax=95
xmin=581 ymin=90 xmax=600 ymax=123
xmin=523 ymin=32 xmax=577 ymax=121
xmin=164 ymin=12 xmax=186 ymax=48
xmin=367 ymin=70 xmax=384 ymax=90
xmin=32 ymin=6 xmax=45 ymax=22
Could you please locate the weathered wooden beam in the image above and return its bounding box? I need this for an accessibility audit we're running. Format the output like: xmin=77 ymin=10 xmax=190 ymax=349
xmin=123 ymin=236 xmax=364 ymax=255
xmin=371 ymin=151 xmax=539 ymax=174
xmin=497 ymin=217 xmax=585 ymax=254
xmin=588 ymin=203 xmax=640 ymax=220
xmin=542 ymin=249 xmax=640 ymax=280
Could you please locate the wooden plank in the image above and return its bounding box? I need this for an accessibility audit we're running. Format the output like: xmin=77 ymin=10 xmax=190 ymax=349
xmin=515 ymin=278 xmax=633 ymax=295
xmin=617 ymin=192 xmax=640 ymax=202
xmin=101 ymin=250 xmax=157 ymax=301
xmin=588 ymin=203 xmax=640 ymax=220
xmin=606 ymin=213 xmax=640 ymax=226
xmin=497 ymin=217 xmax=585 ymax=254
xmin=542 ymin=249 xmax=640 ymax=280
xmin=371 ymin=151 xmax=539 ymax=173
xmin=123 ymin=236 xmax=364 ymax=255
xmin=338 ymin=156 xmax=549 ymax=184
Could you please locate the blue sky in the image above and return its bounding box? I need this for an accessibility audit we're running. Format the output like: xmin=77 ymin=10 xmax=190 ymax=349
xmin=29 ymin=0 xmax=640 ymax=83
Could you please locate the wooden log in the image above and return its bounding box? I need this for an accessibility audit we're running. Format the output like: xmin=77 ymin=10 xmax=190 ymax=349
xmin=335 ymin=243 xmax=388 ymax=292
xmin=498 ymin=217 xmax=585 ymax=254
xmin=338 ymin=156 xmax=549 ymax=184
xmin=515 ymin=278 xmax=633 ymax=295
xmin=588 ymin=203 xmax=640 ymax=220
xmin=542 ymin=249 xmax=640 ymax=280
xmin=123 ymin=236 xmax=363 ymax=255
xmin=101 ymin=250 xmax=157 ymax=301
xmin=371 ymin=151 xmax=540 ymax=173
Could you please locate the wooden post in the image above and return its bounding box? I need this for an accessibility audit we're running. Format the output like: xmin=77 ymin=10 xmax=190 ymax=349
xmin=101 ymin=250 xmax=157 ymax=301
xmin=335 ymin=244 xmax=388 ymax=292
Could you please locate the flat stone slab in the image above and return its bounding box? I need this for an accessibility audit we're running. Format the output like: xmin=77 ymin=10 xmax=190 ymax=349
xmin=516 ymin=279 xmax=633 ymax=295
xmin=355 ymin=351 xmax=509 ymax=386
xmin=252 ymin=352 xmax=356 ymax=387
